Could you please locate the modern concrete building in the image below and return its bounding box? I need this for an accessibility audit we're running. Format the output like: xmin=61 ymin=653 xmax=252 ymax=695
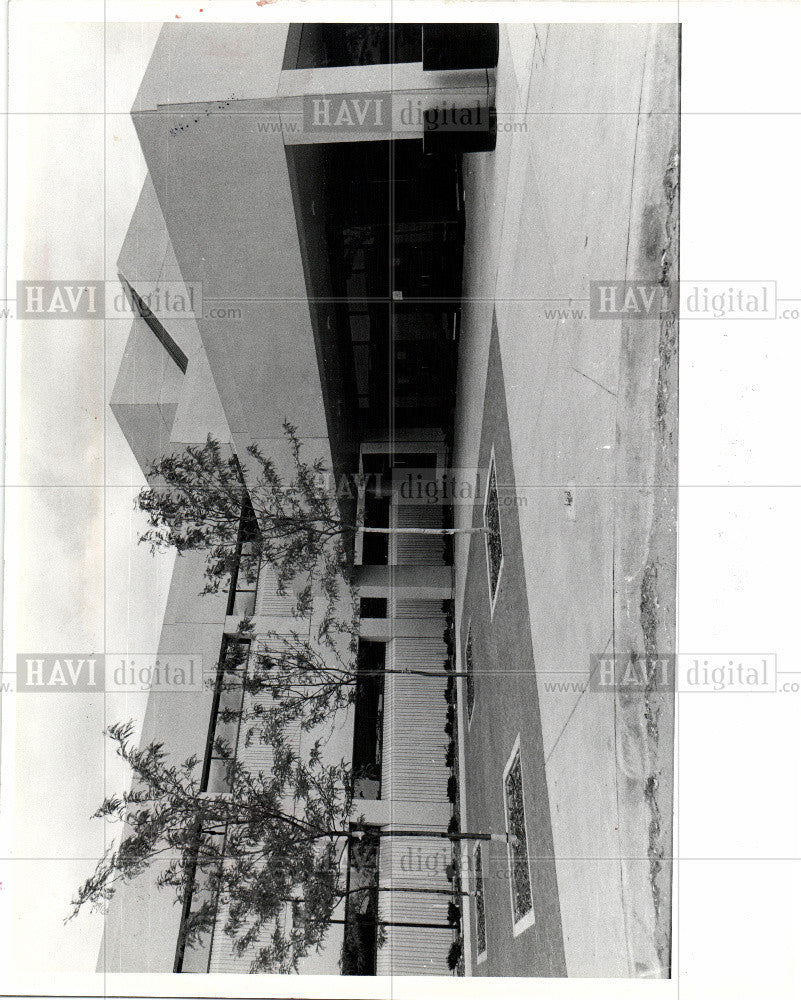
xmin=104 ymin=20 xmax=678 ymax=980
xmin=104 ymin=21 xmax=500 ymax=977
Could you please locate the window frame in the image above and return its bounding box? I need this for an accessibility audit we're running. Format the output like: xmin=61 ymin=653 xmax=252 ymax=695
xmin=352 ymin=640 xmax=386 ymax=800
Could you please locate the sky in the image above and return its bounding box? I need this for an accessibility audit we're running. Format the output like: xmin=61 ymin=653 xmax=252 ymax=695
xmin=3 ymin=13 xmax=171 ymax=974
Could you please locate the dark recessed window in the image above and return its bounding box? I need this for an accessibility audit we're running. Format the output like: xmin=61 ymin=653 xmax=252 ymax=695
xmin=225 ymin=496 xmax=261 ymax=617
xmin=291 ymin=23 xmax=421 ymax=69
xmin=203 ymin=637 xmax=249 ymax=795
xmin=360 ymin=597 xmax=388 ymax=619
xmin=341 ymin=829 xmax=380 ymax=974
xmin=352 ymin=641 xmax=385 ymax=800
xmin=362 ymin=494 xmax=389 ymax=565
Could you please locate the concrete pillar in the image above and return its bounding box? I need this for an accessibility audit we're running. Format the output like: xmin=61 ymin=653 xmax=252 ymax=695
xmin=355 ymin=564 xmax=453 ymax=596
xmin=359 ymin=616 xmax=445 ymax=641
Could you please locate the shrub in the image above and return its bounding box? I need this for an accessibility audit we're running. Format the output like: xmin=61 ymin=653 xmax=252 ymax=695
xmin=447 ymin=775 xmax=458 ymax=802
xmin=443 ymin=624 xmax=455 ymax=657
xmin=445 ymin=744 xmax=455 ymax=768
xmin=442 ymin=534 xmax=454 ymax=565
xmin=444 ymin=720 xmax=453 ymax=737
xmin=445 ymin=862 xmax=456 ymax=882
xmin=446 ymin=939 xmax=463 ymax=971
xmin=447 ymin=813 xmax=460 ymax=834
xmin=447 ymin=902 xmax=461 ymax=928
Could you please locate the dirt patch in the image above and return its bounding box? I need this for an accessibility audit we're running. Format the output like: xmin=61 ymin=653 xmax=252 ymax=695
xmin=638 ymin=145 xmax=679 ymax=973
xmin=611 ymin=141 xmax=679 ymax=978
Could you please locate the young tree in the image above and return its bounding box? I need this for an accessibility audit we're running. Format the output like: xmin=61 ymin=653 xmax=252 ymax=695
xmin=230 ymin=617 xmax=476 ymax=745
xmin=95 ymin=429 xmax=499 ymax=970
xmin=137 ymin=421 xmax=357 ymax=639
xmin=69 ymin=721 xmax=504 ymax=973
xmin=137 ymin=421 xmax=490 ymax=641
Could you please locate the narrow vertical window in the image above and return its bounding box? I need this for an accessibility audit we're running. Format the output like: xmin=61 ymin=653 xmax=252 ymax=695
xmin=341 ymin=830 xmax=380 ymax=975
xmin=352 ymin=641 xmax=385 ymax=800
xmin=359 ymin=596 xmax=388 ymax=619
xmin=205 ymin=638 xmax=249 ymax=794
xmin=121 ymin=277 xmax=188 ymax=373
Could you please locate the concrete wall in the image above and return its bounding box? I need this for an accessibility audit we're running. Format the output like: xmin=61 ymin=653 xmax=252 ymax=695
xmin=131 ymin=25 xmax=339 ymax=493
xmin=133 ymin=23 xmax=288 ymax=112
xmin=110 ymin=314 xmax=184 ymax=473
xmin=99 ymin=550 xmax=229 ymax=972
xmin=105 ymin=25 xmax=471 ymax=975
xmin=112 ymin=171 xmax=232 ymax=472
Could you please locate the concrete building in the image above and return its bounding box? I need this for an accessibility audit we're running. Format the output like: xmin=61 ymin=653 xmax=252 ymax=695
xmin=104 ymin=21 xmax=500 ymax=977
xmin=104 ymin=21 xmax=678 ymax=980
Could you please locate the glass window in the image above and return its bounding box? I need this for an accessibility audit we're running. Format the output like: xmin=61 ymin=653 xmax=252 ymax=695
xmin=361 ymin=494 xmax=390 ymax=565
xmin=360 ymin=597 xmax=387 ymax=619
xmin=206 ymin=755 xmax=231 ymax=794
xmin=231 ymin=589 xmax=256 ymax=617
xmin=352 ymin=641 xmax=385 ymax=799
xmin=122 ymin=278 xmax=188 ymax=373
xmin=178 ymin=881 xmax=215 ymax=972
xmin=213 ymin=682 xmax=244 ymax=750
xmin=341 ymin=830 xmax=380 ymax=975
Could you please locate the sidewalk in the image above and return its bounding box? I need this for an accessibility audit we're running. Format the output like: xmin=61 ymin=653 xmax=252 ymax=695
xmin=455 ymin=23 xmax=679 ymax=976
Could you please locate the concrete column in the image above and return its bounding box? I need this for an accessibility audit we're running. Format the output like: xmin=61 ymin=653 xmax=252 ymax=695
xmin=359 ymin=616 xmax=445 ymax=641
xmin=355 ymin=564 xmax=453 ymax=596
xmin=355 ymin=798 xmax=452 ymax=830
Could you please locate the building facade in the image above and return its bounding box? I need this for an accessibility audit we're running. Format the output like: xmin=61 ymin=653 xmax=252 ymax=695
xmin=105 ymin=21 xmax=678 ymax=980
xmin=105 ymin=21 xmax=499 ymax=977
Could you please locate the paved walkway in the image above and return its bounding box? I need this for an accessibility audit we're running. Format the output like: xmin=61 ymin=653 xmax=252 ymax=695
xmin=456 ymin=24 xmax=679 ymax=977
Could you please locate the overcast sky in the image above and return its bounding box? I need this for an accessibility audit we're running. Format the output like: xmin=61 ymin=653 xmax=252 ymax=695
xmin=5 ymin=13 xmax=170 ymax=974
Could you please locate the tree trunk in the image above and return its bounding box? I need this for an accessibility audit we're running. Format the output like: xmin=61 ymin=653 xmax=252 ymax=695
xmin=361 ymin=526 xmax=489 ymax=535
xmin=354 ymin=668 xmax=471 ymax=679
xmin=335 ymin=828 xmax=508 ymax=844
xmin=329 ymin=917 xmax=453 ymax=930
xmin=285 ymin=887 xmax=472 ymax=908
